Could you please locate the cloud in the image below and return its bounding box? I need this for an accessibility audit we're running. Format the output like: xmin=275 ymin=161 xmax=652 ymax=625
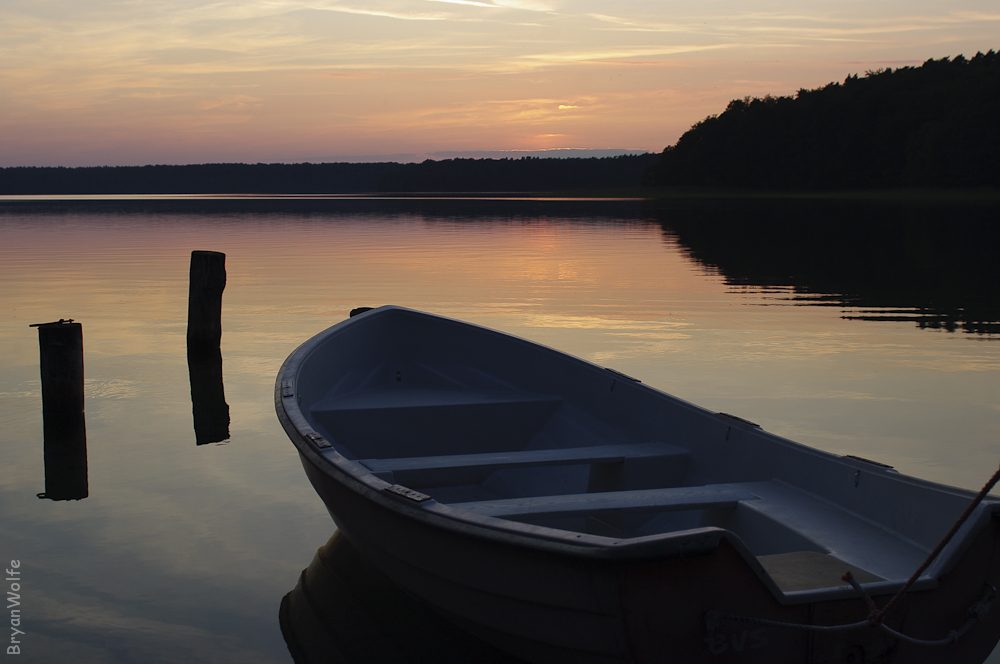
xmin=313 ymin=4 xmax=449 ymax=20
xmin=514 ymin=43 xmax=738 ymax=68
xmin=492 ymin=0 xmax=556 ymax=11
xmin=423 ymin=0 xmax=500 ymax=7
xmin=587 ymin=13 xmax=700 ymax=33
xmin=197 ymin=95 xmax=264 ymax=111
xmin=584 ymin=9 xmax=1000 ymax=45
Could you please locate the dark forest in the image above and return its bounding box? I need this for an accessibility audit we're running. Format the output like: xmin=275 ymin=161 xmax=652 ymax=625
xmin=644 ymin=51 xmax=1000 ymax=190
xmin=0 ymin=155 xmax=657 ymax=195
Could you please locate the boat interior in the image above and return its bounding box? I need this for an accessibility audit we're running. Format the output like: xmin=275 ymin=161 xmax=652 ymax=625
xmin=309 ymin=386 xmax=981 ymax=594
xmin=295 ymin=310 xmax=981 ymax=595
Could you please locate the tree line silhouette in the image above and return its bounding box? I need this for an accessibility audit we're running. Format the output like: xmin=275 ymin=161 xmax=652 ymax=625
xmin=0 ymin=154 xmax=657 ymax=195
xmin=374 ymin=154 xmax=657 ymax=192
xmin=0 ymin=162 xmax=399 ymax=195
xmin=644 ymin=51 xmax=1000 ymax=189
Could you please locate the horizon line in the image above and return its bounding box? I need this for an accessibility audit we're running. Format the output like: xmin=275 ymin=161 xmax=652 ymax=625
xmin=1 ymin=148 xmax=658 ymax=170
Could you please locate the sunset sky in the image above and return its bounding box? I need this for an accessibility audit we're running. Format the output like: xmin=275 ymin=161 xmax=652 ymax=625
xmin=2 ymin=0 xmax=997 ymax=167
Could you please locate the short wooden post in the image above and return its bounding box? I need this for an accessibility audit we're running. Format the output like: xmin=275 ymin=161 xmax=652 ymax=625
xmin=187 ymin=251 xmax=226 ymax=351
xmin=31 ymin=319 xmax=88 ymax=500
xmin=33 ymin=319 xmax=84 ymax=415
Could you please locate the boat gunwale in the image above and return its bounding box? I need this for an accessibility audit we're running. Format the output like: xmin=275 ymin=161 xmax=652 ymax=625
xmin=276 ymin=305 xmax=998 ymax=605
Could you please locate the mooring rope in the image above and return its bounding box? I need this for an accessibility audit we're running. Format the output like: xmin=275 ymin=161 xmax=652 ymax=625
xmin=707 ymin=461 xmax=1000 ymax=646
xmin=871 ymin=461 xmax=1000 ymax=625
xmin=705 ymin=612 xmax=871 ymax=634
xmin=707 ymin=585 xmax=995 ymax=647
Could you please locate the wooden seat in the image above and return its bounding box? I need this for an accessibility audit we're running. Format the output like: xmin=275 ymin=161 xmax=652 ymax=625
xmin=357 ymin=442 xmax=688 ymax=484
xmin=311 ymin=389 xmax=563 ymax=460
xmin=726 ymin=481 xmax=929 ymax=581
xmin=449 ymin=484 xmax=759 ymax=520
xmin=757 ymin=551 xmax=883 ymax=593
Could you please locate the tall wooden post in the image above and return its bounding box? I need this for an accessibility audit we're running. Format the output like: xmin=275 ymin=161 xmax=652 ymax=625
xmin=187 ymin=250 xmax=226 ymax=351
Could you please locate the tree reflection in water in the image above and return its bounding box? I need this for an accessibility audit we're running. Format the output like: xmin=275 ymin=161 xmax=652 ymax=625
xmin=657 ymin=198 xmax=1000 ymax=335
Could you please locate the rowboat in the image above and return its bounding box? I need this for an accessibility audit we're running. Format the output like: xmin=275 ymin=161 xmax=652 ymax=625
xmin=275 ymin=306 xmax=1000 ymax=663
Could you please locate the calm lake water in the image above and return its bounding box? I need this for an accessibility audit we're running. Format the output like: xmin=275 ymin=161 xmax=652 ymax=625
xmin=2 ymin=196 xmax=1000 ymax=663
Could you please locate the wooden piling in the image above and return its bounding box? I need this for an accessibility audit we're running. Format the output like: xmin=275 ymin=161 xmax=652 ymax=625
xmin=32 ymin=319 xmax=84 ymax=415
xmin=187 ymin=250 xmax=226 ymax=351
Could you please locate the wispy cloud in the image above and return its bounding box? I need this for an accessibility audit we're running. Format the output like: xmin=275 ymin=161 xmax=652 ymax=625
xmin=423 ymin=0 xmax=500 ymax=7
xmin=514 ymin=43 xmax=738 ymax=68
xmin=314 ymin=4 xmax=449 ymax=20
xmin=586 ymin=9 xmax=1000 ymax=44
xmin=587 ymin=14 xmax=705 ymax=33
xmin=492 ymin=0 xmax=556 ymax=12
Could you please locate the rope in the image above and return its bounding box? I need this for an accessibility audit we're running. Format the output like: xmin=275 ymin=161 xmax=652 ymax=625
xmin=706 ymin=585 xmax=995 ymax=646
xmin=843 ymin=571 xmax=877 ymax=615
xmin=705 ymin=611 xmax=870 ymax=634
xmin=707 ymin=460 xmax=1000 ymax=646
xmin=871 ymin=461 xmax=1000 ymax=625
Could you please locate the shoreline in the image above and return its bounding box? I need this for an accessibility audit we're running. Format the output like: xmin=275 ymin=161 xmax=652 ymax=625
xmin=1 ymin=187 xmax=999 ymax=202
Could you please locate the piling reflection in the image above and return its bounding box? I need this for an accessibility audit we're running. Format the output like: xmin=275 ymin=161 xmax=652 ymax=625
xmin=657 ymin=199 xmax=1000 ymax=334
xmin=38 ymin=411 xmax=88 ymax=500
xmin=280 ymin=532 xmax=525 ymax=664
xmin=187 ymin=345 xmax=230 ymax=445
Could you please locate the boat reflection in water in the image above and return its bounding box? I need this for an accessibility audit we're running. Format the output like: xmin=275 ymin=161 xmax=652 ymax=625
xmin=280 ymin=531 xmax=526 ymax=664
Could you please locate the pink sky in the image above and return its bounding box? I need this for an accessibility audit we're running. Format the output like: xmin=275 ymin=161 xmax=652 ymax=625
xmin=1 ymin=0 xmax=997 ymax=167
